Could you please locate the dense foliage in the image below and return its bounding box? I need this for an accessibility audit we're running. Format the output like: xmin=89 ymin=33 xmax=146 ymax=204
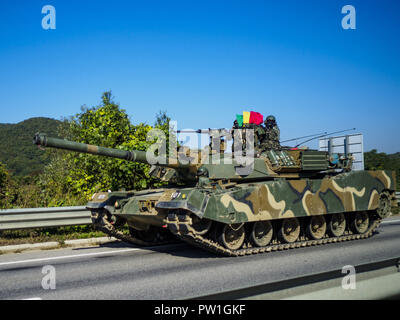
xmin=59 ymin=91 xmax=170 ymax=199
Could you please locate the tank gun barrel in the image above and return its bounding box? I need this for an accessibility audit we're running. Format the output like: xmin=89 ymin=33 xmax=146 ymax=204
xmin=34 ymin=133 xmax=164 ymax=166
xmin=176 ymin=128 xmax=231 ymax=135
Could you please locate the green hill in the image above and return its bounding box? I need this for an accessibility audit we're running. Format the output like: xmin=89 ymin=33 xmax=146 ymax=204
xmin=0 ymin=117 xmax=61 ymax=176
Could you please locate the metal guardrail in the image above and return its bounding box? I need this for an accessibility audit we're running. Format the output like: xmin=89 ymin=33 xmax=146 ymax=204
xmin=0 ymin=206 xmax=91 ymax=231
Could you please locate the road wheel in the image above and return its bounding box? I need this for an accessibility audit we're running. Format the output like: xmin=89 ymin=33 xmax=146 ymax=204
xmin=351 ymin=212 xmax=369 ymax=234
xmin=191 ymin=216 xmax=212 ymax=235
xmin=250 ymin=221 xmax=273 ymax=247
xmin=218 ymin=224 xmax=245 ymax=250
xmin=328 ymin=213 xmax=346 ymax=237
xmin=278 ymin=218 xmax=300 ymax=243
xmin=307 ymin=215 xmax=327 ymax=240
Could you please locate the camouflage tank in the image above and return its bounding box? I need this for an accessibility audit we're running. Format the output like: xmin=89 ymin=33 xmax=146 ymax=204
xmin=33 ymin=132 xmax=397 ymax=256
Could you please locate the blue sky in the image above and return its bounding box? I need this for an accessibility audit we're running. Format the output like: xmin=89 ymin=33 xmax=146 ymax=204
xmin=0 ymin=0 xmax=399 ymax=153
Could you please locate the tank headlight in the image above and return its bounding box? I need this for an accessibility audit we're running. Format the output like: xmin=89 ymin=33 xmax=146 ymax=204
xmin=171 ymin=191 xmax=181 ymax=199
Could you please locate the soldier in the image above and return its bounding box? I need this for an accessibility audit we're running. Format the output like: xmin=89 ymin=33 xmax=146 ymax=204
xmin=259 ymin=115 xmax=281 ymax=151
xmin=231 ymin=120 xmax=243 ymax=153
xmin=253 ymin=123 xmax=265 ymax=149
xmin=232 ymin=119 xmax=265 ymax=154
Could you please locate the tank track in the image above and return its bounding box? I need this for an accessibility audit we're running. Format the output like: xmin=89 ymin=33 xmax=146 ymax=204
xmin=91 ymin=210 xmax=175 ymax=246
xmin=166 ymin=212 xmax=382 ymax=257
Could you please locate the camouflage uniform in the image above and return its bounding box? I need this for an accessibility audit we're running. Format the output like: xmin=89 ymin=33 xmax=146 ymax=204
xmin=254 ymin=125 xmax=265 ymax=147
xmin=259 ymin=115 xmax=281 ymax=151
xmin=231 ymin=120 xmax=243 ymax=153
xmin=232 ymin=121 xmax=271 ymax=154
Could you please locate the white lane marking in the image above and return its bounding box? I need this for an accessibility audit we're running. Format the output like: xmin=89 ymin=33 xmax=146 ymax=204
xmin=0 ymin=248 xmax=142 ymax=267
xmin=23 ymin=297 xmax=42 ymax=300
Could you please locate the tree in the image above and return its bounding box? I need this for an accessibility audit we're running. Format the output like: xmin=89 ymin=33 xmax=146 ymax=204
xmin=42 ymin=92 xmax=171 ymax=201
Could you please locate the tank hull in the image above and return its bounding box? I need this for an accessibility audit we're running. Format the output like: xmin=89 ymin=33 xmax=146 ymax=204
xmin=156 ymin=170 xmax=396 ymax=223
xmin=86 ymin=170 xmax=396 ymax=255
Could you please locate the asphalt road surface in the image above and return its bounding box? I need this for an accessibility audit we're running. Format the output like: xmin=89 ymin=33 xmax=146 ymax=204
xmin=0 ymin=217 xmax=399 ymax=300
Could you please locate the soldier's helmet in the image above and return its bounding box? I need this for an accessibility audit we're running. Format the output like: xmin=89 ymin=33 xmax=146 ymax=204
xmin=264 ymin=115 xmax=276 ymax=127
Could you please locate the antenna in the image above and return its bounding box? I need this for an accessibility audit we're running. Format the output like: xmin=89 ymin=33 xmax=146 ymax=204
xmin=294 ymin=128 xmax=356 ymax=148
xmin=281 ymin=131 xmax=327 ymax=143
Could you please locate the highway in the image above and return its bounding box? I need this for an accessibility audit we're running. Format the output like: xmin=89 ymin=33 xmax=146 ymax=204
xmin=0 ymin=217 xmax=399 ymax=300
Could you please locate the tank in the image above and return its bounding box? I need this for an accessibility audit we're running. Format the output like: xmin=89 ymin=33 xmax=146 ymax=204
xmin=33 ymin=132 xmax=398 ymax=256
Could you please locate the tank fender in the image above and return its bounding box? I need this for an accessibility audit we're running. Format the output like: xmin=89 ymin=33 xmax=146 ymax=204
xmin=155 ymin=189 xmax=209 ymax=218
xmin=86 ymin=191 xmax=133 ymax=210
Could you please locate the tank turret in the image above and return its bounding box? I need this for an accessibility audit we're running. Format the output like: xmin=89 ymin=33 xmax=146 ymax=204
xmin=34 ymin=132 xmax=354 ymax=190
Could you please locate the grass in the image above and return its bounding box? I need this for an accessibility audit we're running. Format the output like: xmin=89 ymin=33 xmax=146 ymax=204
xmin=0 ymin=225 xmax=107 ymax=246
